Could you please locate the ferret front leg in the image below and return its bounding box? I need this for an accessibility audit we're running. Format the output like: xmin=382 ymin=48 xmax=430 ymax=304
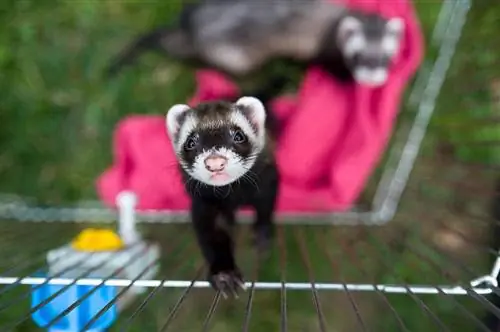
xmin=191 ymin=198 xmax=245 ymax=297
xmin=253 ymin=199 xmax=277 ymax=257
xmin=252 ymin=166 xmax=279 ymax=256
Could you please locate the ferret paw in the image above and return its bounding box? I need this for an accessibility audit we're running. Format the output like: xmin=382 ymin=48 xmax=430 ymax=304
xmin=208 ymin=269 xmax=246 ymax=299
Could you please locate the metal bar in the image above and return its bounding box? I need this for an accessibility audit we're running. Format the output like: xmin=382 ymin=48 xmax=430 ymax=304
xmin=278 ymin=226 xmax=287 ymax=332
xmin=0 ymin=204 xmax=380 ymax=225
xmin=178 ymin=225 xmax=247 ymax=332
xmin=121 ymin=284 xmax=164 ymax=331
xmin=158 ymin=266 xmax=204 ymax=332
xmin=409 ymin=0 xmax=457 ymax=106
xmin=4 ymin=194 xmax=497 ymax=227
xmin=403 ymin=240 xmax=494 ymax=331
xmin=158 ymin=224 xmax=227 ymax=332
xmin=0 ymin=242 xmax=145 ymax=330
xmin=3 ymin=169 xmax=497 ymax=228
xmin=241 ymin=224 xmax=259 ymax=332
xmin=123 ymin=243 xmax=201 ymax=331
xmin=363 ymin=231 xmax=452 ymax=331
xmin=0 ymin=252 xmax=64 ymax=295
xmin=79 ymin=258 xmax=160 ymax=331
xmin=40 ymin=245 xmax=151 ymax=330
xmin=371 ymin=211 xmax=499 ymax=324
xmin=294 ymin=229 xmax=327 ymax=331
xmin=430 ymin=0 xmax=457 ymax=45
xmin=330 ymin=230 xmax=410 ymax=331
xmin=0 ymin=277 xmax=492 ymax=294
xmin=241 ymin=260 xmax=258 ymax=332
xmin=201 ymin=292 xmax=221 ymax=332
xmin=406 ymin=238 xmax=500 ymax=318
xmin=373 ymin=0 xmax=471 ymax=223
xmin=121 ymin=280 xmax=162 ymax=332
xmin=318 ymin=230 xmax=368 ymax=331
xmin=394 ymin=197 xmax=500 ymax=322
xmin=2 ymin=242 xmax=142 ymax=325
xmin=0 ymin=251 xmax=95 ymax=313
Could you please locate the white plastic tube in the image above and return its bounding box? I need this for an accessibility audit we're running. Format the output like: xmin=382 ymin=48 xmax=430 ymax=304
xmin=116 ymin=191 xmax=139 ymax=245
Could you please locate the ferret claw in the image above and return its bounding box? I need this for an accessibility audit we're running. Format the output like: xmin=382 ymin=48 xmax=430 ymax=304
xmin=237 ymin=280 xmax=247 ymax=291
xmin=209 ymin=270 xmax=245 ymax=299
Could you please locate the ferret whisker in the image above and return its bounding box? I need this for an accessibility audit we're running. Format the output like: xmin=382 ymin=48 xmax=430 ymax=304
xmin=240 ymin=167 xmax=260 ymax=192
xmin=245 ymin=174 xmax=260 ymax=192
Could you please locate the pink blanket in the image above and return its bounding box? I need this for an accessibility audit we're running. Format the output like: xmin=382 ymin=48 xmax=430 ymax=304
xmin=97 ymin=0 xmax=424 ymax=213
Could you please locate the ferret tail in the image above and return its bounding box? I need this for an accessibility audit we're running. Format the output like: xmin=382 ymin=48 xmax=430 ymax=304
xmin=105 ymin=26 xmax=196 ymax=77
xmin=480 ymin=179 xmax=500 ymax=331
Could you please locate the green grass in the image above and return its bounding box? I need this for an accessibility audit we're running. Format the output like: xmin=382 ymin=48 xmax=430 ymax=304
xmin=0 ymin=0 xmax=500 ymax=331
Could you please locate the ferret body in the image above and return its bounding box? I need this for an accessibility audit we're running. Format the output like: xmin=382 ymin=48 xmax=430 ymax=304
xmin=165 ymin=96 xmax=278 ymax=296
xmin=108 ymin=0 xmax=404 ymax=87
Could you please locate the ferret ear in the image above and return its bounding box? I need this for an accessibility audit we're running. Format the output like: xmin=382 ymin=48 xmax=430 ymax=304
xmin=387 ymin=17 xmax=405 ymax=34
xmin=165 ymin=104 xmax=190 ymax=139
xmin=235 ymin=96 xmax=266 ymax=132
xmin=338 ymin=16 xmax=362 ymax=39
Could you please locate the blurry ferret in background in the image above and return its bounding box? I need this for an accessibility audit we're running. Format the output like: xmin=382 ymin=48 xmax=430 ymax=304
xmin=165 ymin=96 xmax=279 ymax=297
xmin=107 ymin=0 xmax=405 ymax=87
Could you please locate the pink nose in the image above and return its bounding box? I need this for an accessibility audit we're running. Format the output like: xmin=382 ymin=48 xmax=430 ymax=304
xmin=204 ymin=155 xmax=227 ymax=172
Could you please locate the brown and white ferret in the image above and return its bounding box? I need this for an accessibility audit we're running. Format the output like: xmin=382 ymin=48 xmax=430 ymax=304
xmin=108 ymin=0 xmax=405 ymax=87
xmin=165 ymin=96 xmax=279 ymax=297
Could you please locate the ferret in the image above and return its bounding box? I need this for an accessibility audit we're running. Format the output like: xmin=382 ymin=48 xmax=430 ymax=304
xmin=107 ymin=0 xmax=405 ymax=87
xmin=165 ymin=96 xmax=279 ymax=297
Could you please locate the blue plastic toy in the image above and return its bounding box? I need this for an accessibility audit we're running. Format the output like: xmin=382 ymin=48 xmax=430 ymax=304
xmin=30 ymin=274 xmax=118 ymax=332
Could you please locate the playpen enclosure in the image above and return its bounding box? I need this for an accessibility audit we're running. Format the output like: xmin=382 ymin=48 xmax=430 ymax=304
xmin=1 ymin=0 xmax=500 ymax=331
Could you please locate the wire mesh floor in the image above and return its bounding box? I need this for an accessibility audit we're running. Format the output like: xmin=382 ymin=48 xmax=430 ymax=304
xmin=0 ymin=169 xmax=499 ymax=332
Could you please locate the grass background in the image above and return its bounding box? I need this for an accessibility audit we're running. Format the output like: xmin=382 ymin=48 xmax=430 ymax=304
xmin=0 ymin=0 xmax=499 ymax=331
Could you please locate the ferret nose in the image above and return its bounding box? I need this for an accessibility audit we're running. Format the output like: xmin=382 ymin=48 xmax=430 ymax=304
xmin=204 ymin=155 xmax=227 ymax=172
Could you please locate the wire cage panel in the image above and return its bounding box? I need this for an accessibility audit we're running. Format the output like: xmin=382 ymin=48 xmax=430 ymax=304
xmin=0 ymin=219 xmax=498 ymax=331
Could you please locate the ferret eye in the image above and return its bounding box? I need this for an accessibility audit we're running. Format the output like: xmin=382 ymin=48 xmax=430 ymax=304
xmin=184 ymin=136 xmax=198 ymax=151
xmin=232 ymin=130 xmax=247 ymax=144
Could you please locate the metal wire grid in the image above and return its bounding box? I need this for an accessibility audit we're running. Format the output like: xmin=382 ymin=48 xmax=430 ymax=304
xmin=2 ymin=0 xmax=500 ymax=330
xmin=0 ymin=204 xmax=499 ymax=331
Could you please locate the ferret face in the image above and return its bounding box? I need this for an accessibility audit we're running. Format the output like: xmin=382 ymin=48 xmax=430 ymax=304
xmin=165 ymin=97 xmax=267 ymax=187
xmin=337 ymin=14 xmax=404 ymax=87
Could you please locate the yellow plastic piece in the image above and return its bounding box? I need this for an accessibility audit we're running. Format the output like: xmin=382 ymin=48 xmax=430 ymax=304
xmin=71 ymin=228 xmax=124 ymax=252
